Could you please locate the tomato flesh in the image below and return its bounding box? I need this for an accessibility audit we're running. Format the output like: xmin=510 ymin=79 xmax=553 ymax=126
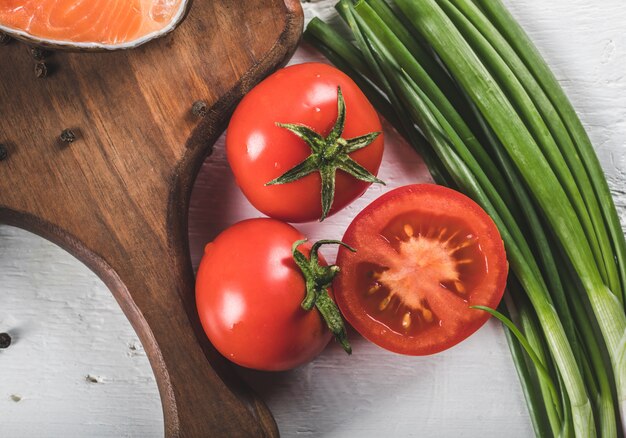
xmin=335 ymin=184 xmax=508 ymax=355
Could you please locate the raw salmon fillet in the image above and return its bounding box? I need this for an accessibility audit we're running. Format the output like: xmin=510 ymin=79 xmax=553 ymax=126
xmin=0 ymin=0 xmax=184 ymax=45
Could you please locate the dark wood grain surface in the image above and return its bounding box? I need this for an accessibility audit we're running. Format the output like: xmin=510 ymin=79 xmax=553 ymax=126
xmin=0 ymin=1 xmax=303 ymax=436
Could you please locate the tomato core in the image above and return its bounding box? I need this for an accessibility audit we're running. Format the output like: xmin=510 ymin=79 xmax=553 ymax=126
xmin=357 ymin=212 xmax=487 ymax=338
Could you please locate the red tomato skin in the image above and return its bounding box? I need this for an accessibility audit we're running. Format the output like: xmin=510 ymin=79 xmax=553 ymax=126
xmin=195 ymin=218 xmax=331 ymax=371
xmin=335 ymin=184 xmax=508 ymax=355
xmin=226 ymin=62 xmax=384 ymax=223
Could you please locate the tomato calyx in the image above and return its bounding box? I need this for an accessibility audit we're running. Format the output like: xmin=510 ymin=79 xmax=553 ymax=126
xmin=292 ymin=239 xmax=356 ymax=354
xmin=266 ymin=86 xmax=385 ymax=221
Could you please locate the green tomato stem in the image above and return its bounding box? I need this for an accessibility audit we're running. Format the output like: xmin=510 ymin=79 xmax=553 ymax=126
xmin=292 ymin=239 xmax=355 ymax=354
xmin=266 ymin=86 xmax=384 ymax=221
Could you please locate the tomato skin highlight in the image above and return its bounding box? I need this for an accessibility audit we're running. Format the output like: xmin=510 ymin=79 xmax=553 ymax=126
xmin=226 ymin=62 xmax=384 ymax=223
xmin=195 ymin=218 xmax=331 ymax=371
xmin=335 ymin=184 xmax=508 ymax=355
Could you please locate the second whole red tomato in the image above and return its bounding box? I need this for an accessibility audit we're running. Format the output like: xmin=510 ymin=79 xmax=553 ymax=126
xmin=226 ymin=62 xmax=385 ymax=223
xmin=196 ymin=218 xmax=346 ymax=371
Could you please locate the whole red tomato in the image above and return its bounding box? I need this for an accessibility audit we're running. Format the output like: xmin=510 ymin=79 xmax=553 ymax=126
xmin=226 ymin=62 xmax=384 ymax=223
xmin=195 ymin=218 xmax=332 ymax=371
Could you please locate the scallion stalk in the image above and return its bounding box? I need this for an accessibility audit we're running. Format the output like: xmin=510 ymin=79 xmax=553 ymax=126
xmin=444 ymin=0 xmax=621 ymax=307
xmin=346 ymin=1 xmax=514 ymax=203
xmin=474 ymin=0 xmax=626 ymax=312
xmin=502 ymin=292 xmax=553 ymax=438
xmin=394 ymin=63 xmax=594 ymax=437
xmin=393 ymin=2 xmax=626 ymax=432
xmin=306 ymin=0 xmax=626 ymax=434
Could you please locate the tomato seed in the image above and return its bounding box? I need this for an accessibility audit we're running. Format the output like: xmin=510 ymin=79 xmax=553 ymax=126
xmin=422 ymin=308 xmax=434 ymax=322
xmin=443 ymin=230 xmax=459 ymax=245
xmin=452 ymin=237 xmax=475 ymax=252
xmin=402 ymin=312 xmax=411 ymax=329
xmin=455 ymin=281 xmax=466 ymax=294
xmin=403 ymin=223 xmax=414 ymax=237
xmin=367 ymin=284 xmax=381 ymax=295
xmin=379 ymin=294 xmax=392 ymax=311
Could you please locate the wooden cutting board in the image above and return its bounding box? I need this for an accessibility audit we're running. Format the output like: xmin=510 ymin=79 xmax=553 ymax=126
xmin=0 ymin=1 xmax=303 ymax=436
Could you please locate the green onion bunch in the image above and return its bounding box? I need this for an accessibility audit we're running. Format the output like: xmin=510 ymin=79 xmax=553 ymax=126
xmin=304 ymin=1 xmax=626 ymax=436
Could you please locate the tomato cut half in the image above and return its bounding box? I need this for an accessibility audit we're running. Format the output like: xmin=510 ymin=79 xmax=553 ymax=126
xmin=335 ymin=184 xmax=508 ymax=355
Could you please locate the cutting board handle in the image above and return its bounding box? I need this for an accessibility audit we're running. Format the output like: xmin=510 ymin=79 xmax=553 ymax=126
xmin=1 ymin=206 xmax=280 ymax=437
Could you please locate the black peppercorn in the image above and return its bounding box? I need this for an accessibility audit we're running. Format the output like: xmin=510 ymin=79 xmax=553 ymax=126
xmin=0 ymin=333 xmax=11 ymax=349
xmin=0 ymin=144 xmax=7 ymax=161
xmin=35 ymin=62 xmax=48 ymax=78
xmin=60 ymin=129 xmax=76 ymax=143
xmin=0 ymin=32 xmax=11 ymax=45
xmin=30 ymin=47 xmax=48 ymax=61
xmin=191 ymin=100 xmax=208 ymax=118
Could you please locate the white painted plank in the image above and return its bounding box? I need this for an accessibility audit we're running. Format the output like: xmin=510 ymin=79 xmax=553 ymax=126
xmin=1 ymin=1 xmax=625 ymax=436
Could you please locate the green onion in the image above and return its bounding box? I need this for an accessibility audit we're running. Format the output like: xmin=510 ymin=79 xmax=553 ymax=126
xmin=304 ymin=19 xmax=454 ymax=187
xmin=394 ymin=0 xmax=625 ymax=431
xmin=473 ymin=304 xmax=564 ymax=434
xmin=563 ymin=272 xmax=618 ymax=437
xmin=439 ymin=0 xmax=617 ymax=294
xmin=395 ymin=62 xmax=594 ymax=436
xmin=501 ymin=293 xmax=553 ymax=437
xmin=345 ymin=0 xmax=515 ymax=207
xmin=306 ymin=0 xmax=626 ymax=434
xmin=474 ymin=0 xmax=626 ymax=311
xmin=344 ymin=2 xmax=591 ymax=432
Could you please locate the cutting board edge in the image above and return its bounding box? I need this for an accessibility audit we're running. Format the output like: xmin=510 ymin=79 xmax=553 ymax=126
xmin=0 ymin=1 xmax=303 ymax=436
xmin=164 ymin=0 xmax=304 ymax=434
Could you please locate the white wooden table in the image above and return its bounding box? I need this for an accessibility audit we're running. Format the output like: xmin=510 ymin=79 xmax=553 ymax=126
xmin=2 ymin=1 xmax=625 ymax=436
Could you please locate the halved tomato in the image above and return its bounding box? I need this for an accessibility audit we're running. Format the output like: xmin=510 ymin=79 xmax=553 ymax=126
xmin=335 ymin=184 xmax=508 ymax=355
